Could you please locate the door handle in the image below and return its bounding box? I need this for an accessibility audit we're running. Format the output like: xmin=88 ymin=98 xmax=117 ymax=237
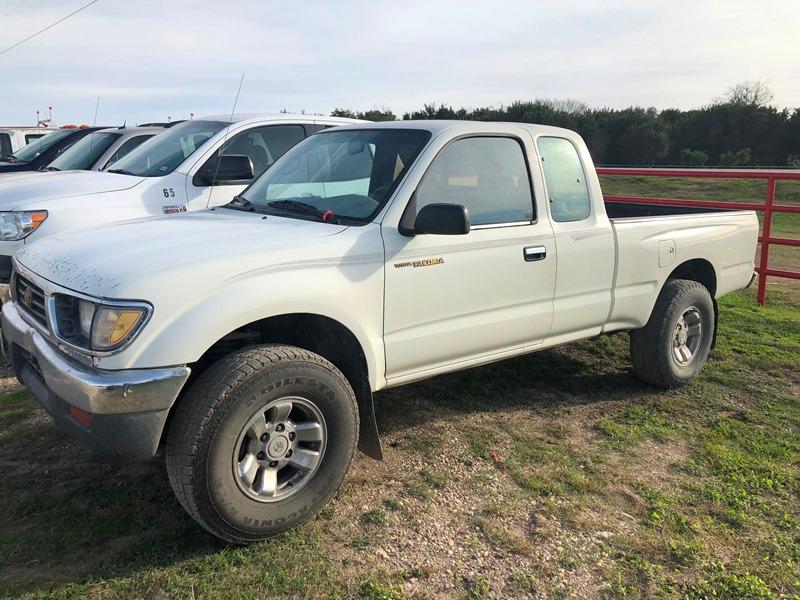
xmin=523 ymin=245 xmax=547 ymax=262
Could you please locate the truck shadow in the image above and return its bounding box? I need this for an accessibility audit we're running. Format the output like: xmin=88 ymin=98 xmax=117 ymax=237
xmin=0 ymin=338 xmax=658 ymax=595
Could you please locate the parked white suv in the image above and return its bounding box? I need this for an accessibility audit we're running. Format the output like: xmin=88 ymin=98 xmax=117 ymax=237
xmin=3 ymin=121 xmax=758 ymax=543
xmin=0 ymin=114 xmax=362 ymax=290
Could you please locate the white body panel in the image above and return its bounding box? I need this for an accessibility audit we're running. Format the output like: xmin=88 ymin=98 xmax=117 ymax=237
xmin=605 ymin=211 xmax=759 ymax=331
xmin=12 ymin=121 xmax=759 ymax=394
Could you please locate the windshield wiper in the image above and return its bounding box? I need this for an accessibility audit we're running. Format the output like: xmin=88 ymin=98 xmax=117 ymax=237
xmin=39 ymin=166 xmax=60 ymax=172
xmin=107 ymin=168 xmax=136 ymax=176
xmin=266 ymin=199 xmax=339 ymax=224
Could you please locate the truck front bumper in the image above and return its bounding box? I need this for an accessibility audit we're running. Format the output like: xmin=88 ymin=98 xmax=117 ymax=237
xmin=2 ymin=300 xmax=190 ymax=460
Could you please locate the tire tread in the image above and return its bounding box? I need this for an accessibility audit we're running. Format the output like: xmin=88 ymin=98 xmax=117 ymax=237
xmin=165 ymin=344 xmax=358 ymax=543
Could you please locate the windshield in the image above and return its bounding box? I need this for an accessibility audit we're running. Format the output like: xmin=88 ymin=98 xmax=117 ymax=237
xmin=108 ymin=120 xmax=227 ymax=177
xmin=239 ymin=129 xmax=431 ymax=223
xmin=10 ymin=130 xmax=72 ymax=163
xmin=47 ymin=132 xmax=121 ymax=171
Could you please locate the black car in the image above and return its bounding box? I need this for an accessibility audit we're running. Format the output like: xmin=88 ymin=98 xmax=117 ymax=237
xmin=0 ymin=127 xmax=109 ymax=173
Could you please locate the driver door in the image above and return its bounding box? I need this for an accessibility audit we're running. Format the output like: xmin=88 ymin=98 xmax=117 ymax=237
xmin=382 ymin=135 xmax=557 ymax=382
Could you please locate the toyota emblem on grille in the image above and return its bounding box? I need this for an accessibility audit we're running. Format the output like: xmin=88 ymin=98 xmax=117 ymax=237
xmin=22 ymin=286 xmax=33 ymax=308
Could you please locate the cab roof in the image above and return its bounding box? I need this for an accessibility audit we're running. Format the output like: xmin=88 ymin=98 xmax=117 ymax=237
xmin=319 ymin=119 xmax=580 ymax=138
xmin=196 ymin=113 xmax=366 ymax=126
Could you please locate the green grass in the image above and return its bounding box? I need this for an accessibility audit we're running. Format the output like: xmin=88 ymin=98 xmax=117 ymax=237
xmin=0 ymin=288 xmax=798 ymax=598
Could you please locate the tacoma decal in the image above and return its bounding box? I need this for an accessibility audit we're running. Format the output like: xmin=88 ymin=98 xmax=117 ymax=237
xmin=162 ymin=204 xmax=188 ymax=215
xmin=393 ymin=257 xmax=444 ymax=269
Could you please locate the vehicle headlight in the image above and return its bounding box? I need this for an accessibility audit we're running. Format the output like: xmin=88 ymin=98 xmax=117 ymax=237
xmin=91 ymin=305 xmax=148 ymax=350
xmin=54 ymin=295 xmax=150 ymax=352
xmin=0 ymin=211 xmax=48 ymax=241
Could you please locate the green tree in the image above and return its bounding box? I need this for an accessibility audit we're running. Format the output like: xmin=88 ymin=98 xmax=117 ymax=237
xmin=719 ymin=148 xmax=752 ymax=166
xmin=679 ymin=149 xmax=709 ymax=166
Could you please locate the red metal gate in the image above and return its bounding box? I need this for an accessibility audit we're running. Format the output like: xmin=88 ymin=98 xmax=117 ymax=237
xmin=596 ymin=167 xmax=800 ymax=305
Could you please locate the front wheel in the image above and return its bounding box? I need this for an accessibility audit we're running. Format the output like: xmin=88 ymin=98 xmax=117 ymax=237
xmin=630 ymin=279 xmax=715 ymax=389
xmin=166 ymin=345 xmax=359 ymax=543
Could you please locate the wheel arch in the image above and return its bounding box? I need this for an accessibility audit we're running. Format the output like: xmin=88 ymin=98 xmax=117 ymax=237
xmin=664 ymin=258 xmax=719 ymax=349
xmin=171 ymin=312 xmax=383 ymax=460
xmin=666 ymin=258 xmax=717 ymax=297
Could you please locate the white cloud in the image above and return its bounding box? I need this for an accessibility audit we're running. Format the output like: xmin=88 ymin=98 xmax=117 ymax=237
xmin=0 ymin=0 xmax=798 ymax=125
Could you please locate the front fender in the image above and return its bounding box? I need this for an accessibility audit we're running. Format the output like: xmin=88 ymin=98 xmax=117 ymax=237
xmin=95 ymin=257 xmax=387 ymax=392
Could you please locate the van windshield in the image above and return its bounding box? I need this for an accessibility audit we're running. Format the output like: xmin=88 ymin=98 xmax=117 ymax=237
xmin=48 ymin=132 xmax=120 ymax=171
xmin=108 ymin=120 xmax=226 ymax=177
xmin=238 ymin=129 xmax=430 ymax=223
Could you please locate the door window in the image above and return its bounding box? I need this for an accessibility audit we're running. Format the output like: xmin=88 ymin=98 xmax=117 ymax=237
xmin=537 ymin=137 xmax=591 ymax=222
xmin=216 ymin=125 xmax=306 ymax=179
xmin=25 ymin=133 xmax=46 ymax=143
xmin=415 ymin=137 xmax=534 ymax=226
xmin=104 ymin=134 xmax=154 ymax=168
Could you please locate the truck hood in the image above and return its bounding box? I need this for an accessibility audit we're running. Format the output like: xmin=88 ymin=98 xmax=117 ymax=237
xmin=0 ymin=170 xmax=144 ymax=210
xmin=15 ymin=209 xmax=349 ymax=298
xmin=0 ymin=171 xmax=48 ymax=184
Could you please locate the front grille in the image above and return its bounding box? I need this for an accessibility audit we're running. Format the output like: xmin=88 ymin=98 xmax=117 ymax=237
xmin=14 ymin=274 xmax=48 ymax=328
xmin=17 ymin=345 xmax=43 ymax=380
xmin=53 ymin=294 xmax=89 ymax=347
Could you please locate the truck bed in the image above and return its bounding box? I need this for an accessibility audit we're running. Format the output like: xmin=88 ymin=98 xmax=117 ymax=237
xmin=604 ymin=205 xmax=759 ymax=333
xmin=605 ymin=200 xmax=729 ymax=219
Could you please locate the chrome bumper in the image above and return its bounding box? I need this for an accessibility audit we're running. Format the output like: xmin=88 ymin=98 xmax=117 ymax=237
xmin=2 ymin=300 xmax=190 ymax=459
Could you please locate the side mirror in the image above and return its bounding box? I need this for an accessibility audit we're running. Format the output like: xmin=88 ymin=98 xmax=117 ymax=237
xmin=198 ymin=154 xmax=254 ymax=185
xmin=413 ymin=203 xmax=470 ymax=235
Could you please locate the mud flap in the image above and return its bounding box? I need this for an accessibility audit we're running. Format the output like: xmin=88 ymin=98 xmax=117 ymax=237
xmin=355 ymin=376 xmax=383 ymax=460
xmin=711 ymin=297 xmax=719 ymax=350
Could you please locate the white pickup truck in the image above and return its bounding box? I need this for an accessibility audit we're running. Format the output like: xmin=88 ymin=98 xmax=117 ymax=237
xmin=2 ymin=121 xmax=758 ymax=543
xmin=0 ymin=114 xmax=361 ymax=290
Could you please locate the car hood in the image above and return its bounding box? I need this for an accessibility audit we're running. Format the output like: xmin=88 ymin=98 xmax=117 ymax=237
xmin=0 ymin=171 xmax=47 ymax=184
xmin=0 ymin=170 xmax=144 ymax=210
xmin=15 ymin=209 xmax=349 ymax=298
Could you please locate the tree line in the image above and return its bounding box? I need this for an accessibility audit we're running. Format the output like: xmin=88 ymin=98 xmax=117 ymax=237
xmin=331 ymin=82 xmax=800 ymax=167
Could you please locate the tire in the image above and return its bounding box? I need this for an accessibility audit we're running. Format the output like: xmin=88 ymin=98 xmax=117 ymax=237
xmin=629 ymin=279 xmax=715 ymax=389
xmin=165 ymin=344 xmax=359 ymax=543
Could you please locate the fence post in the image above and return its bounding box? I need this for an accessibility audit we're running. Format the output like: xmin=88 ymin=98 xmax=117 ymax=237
xmin=757 ymin=177 xmax=776 ymax=306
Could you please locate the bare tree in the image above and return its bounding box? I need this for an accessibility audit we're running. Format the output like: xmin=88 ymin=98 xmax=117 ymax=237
xmin=723 ymin=80 xmax=774 ymax=107
xmin=543 ymin=97 xmax=590 ymax=114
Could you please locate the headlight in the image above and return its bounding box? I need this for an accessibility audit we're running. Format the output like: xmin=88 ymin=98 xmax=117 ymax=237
xmin=91 ymin=305 xmax=148 ymax=350
xmin=54 ymin=295 xmax=149 ymax=352
xmin=0 ymin=211 xmax=48 ymax=241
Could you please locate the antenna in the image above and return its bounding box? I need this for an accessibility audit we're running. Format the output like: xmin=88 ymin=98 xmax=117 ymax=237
xmin=206 ymin=73 xmax=246 ymax=209
xmin=86 ymin=96 xmax=100 ymax=168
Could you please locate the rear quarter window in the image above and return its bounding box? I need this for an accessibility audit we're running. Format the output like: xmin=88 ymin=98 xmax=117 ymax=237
xmin=537 ymin=137 xmax=591 ymax=222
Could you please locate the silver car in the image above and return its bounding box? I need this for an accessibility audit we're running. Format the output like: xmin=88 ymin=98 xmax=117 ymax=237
xmin=43 ymin=125 xmax=167 ymax=173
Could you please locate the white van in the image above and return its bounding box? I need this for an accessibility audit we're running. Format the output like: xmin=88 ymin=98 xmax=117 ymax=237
xmin=0 ymin=127 xmax=55 ymax=157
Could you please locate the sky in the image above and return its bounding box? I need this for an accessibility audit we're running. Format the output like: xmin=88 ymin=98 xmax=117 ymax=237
xmin=1 ymin=0 xmax=799 ymax=126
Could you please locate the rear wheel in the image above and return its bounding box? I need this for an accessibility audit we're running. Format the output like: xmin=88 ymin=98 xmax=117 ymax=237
xmin=166 ymin=344 xmax=359 ymax=543
xmin=630 ymin=279 xmax=715 ymax=388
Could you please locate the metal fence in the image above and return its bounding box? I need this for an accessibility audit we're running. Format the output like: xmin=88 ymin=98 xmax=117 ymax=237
xmin=596 ymin=167 xmax=800 ymax=305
